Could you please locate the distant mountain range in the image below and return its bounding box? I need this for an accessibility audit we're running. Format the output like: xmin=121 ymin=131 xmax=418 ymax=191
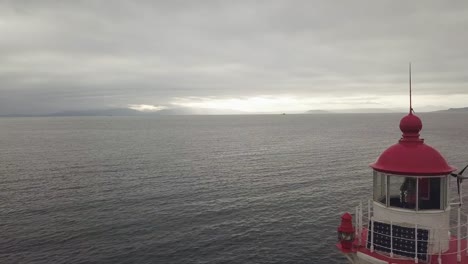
xmin=306 ymin=107 xmax=468 ymax=114
xmin=1 ymin=107 xmax=467 ymax=117
xmin=47 ymin=107 xmax=247 ymax=116
xmin=0 ymin=107 xmax=246 ymax=117
xmin=47 ymin=108 xmax=203 ymax=116
xmin=435 ymin=107 xmax=468 ymax=113
xmin=48 ymin=108 xmax=144 ymax=116
xmin=305 ymin=108 xmax=403 ymax=114
xmin=305 ymin=110 xmax=331 ymax=114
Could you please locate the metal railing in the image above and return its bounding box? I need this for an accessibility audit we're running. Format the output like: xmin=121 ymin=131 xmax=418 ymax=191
xmin=354 ymin=199 xmax=468 ymax=263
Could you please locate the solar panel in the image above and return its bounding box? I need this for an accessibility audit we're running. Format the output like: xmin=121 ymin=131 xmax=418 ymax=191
xmin=367 ymin=220 xmax=429 ymax=261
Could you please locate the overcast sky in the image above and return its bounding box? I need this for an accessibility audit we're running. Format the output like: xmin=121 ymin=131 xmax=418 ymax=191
xmin=1 ymin=0 xmax=468 ymax=114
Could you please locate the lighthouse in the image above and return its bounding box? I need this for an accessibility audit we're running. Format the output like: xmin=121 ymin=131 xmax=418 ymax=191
xmin=336 ymin=67 xmax=468 ymax=264
xmin=370 ymin=110 xmax=456 ymax=254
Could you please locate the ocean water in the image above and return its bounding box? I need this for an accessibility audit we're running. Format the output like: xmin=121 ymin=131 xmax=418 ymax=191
xmin=1 ymin=113 xmax=468 ymax=264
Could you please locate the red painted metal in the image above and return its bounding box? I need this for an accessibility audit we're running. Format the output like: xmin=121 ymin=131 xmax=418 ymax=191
xmin=370 ymin=113 xmax=456 ymax=176
xmin=337 ymin=212 xmax=355 ymax=252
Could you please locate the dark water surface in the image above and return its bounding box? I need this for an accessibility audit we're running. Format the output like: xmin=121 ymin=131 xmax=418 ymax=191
xmin=1 ymin=113 xmax=467 ymax=264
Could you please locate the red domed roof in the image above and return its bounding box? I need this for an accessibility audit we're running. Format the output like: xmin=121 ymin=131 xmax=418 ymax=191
xmin=370 ymin=112 xmax=456 ymax=176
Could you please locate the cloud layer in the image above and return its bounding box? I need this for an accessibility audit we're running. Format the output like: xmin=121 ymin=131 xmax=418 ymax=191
xmin=1 ymin=1 xmax=468 ymax=114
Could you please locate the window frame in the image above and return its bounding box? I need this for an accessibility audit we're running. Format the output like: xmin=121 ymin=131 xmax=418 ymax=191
xmin=372 ymin=171 xmax=448 ymax=211
xmin=373 ymin=171 xmax=387 ymax=206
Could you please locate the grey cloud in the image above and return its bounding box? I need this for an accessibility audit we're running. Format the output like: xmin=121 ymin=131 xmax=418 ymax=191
xmin=1 ymin=0 xmax=468 ymax=114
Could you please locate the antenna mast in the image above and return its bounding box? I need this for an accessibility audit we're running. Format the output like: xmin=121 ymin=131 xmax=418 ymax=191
xmin=409 ymin=63 xmax=412 ymax=113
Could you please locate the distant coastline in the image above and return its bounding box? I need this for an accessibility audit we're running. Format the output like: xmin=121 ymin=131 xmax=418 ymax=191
xmin=305 ymin=108 xmax=402 ymax=114
xmin=1 ymin=107 xmax=468 ymax=117
xmin=305 ymin=107 xmax=468 ymax=114
xmin=433 ymin=107 xmax=468 ymax=113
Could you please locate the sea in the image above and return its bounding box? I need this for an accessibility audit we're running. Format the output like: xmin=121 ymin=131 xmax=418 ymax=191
xmin=1 ymin=113 xmax=468 ymax=264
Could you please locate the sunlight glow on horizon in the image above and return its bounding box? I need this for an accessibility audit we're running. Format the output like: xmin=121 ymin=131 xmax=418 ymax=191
xmin=127 ymin=94 xmax=468 ymax=114
xmin=167 ymin=94 xmax=468 ymax=113
xmin=128 ymin=104 xmax=167 ymax=112
xmin=170 ymin=96 xmax=315 ymax=113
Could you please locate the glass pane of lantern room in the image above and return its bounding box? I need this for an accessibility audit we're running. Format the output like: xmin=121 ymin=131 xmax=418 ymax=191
xmin=389 ymin=176 xmax=416 ymax=210
xmin=373 ymin=171 xmax=386 ymax=205
xmin=418 ymin=177 xmax=444 ymax=210
xmin=442 ymin=177 xmax=447 ymax=209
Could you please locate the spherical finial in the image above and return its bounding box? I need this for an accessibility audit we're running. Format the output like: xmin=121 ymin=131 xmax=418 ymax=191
xmin=399 ymin=113 xmax=422 ymax=139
